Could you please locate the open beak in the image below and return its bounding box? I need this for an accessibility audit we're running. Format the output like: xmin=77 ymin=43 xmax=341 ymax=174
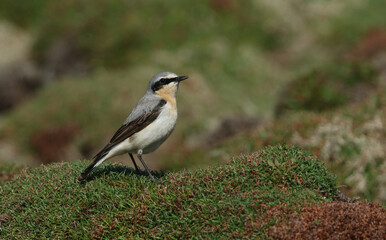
xmin=176 ymin=75 xmax=188 ymax=82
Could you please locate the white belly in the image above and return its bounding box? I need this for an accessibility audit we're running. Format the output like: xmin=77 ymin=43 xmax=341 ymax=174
xmin=131 ymin=103 xmax=177 ymax=153
xmin=105 ymin=103 xmax=177 ymax=159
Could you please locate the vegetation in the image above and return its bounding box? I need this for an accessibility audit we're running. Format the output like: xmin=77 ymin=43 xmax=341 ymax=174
xmin=0 ymin=162 xmax=24 ymax=184
xmin=1 ymin=145 xmax=338 ymax=238
xmin=179 ymin=89 xmax=385 ymax=205
xmin=275 ymin=61 xmax=377 ymax=115
xmin=0 ymin=0 xmax=385 ymax=237
xmin=0 ymin=0 xmax=284 ymax=68
xmin=1 ymin=0 xmax=386 ymax=168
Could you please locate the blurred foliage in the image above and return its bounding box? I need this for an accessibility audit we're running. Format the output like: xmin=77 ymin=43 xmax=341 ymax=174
xmin=325 ymin=0 xmax=386 ymax=51
xmin=275 ymin=62 xmax=378 ymax=115
xmin=0 ymin=0 xmax=51 ymax=27
xmin=1 ymin=0 xmax=286 ymax=68
xmin=1 ymin=0 xmax=386 ymax=68
xmin=0 ymin=162 xmax=25 ymax=184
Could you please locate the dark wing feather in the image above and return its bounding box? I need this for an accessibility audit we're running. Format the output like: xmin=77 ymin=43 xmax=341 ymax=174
xmin=93 ymin=99 xmax=166 ymax=160
xmin=78 ymin=99 xmax=166 ymax=180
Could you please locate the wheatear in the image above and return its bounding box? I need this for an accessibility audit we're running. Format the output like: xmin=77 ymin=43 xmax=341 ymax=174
xmin=78 ymin=72 xmax=188 ymax=182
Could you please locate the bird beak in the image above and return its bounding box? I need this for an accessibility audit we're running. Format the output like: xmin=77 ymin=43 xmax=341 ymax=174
xmin=176 ymin=75 xmax=188 ymax=82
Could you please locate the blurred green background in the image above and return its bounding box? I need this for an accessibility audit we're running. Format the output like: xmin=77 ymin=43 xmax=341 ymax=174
xmin=0 ymin=0 xmax=385 ymax=204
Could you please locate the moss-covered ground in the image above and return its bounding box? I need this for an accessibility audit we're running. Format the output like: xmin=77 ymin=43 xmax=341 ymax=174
xmin=1 ymin=145 xmax=339 ymax=239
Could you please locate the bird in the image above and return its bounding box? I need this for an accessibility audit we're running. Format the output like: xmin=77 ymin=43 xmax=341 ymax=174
xmin=78 ymin=72 xmax=188 ymax=182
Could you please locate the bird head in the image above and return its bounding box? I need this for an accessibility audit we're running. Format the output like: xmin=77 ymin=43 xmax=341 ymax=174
xmin=148 ymin=72 xmax=188 ymax=97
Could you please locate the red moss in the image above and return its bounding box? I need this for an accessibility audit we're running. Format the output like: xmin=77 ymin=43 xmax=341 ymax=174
xmin=350 ymin=28 xmax=386 ymax=60
xmin=268 ymin=201 xmax=386 ymax=239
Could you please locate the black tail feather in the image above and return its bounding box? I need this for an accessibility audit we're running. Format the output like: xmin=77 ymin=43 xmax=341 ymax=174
xmin=78 ymin=156 xmax=105 ymax=181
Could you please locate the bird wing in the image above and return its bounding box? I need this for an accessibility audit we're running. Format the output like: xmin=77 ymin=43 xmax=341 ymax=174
xmin=93 ymin=99 xmax=167 ymax=160
xmin=124 ymin=93 xmax=161 ymax=124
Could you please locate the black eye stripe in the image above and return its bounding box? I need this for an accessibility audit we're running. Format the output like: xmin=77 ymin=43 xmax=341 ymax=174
xmin=151 ymin=77 xmax=176 ymax=92
xmin=161 ymin=77 xmax=177 ymax=84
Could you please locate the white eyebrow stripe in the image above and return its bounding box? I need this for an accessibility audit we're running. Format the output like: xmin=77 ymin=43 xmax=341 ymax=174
xmin=164 ymin=73 xmax=178 ymax=79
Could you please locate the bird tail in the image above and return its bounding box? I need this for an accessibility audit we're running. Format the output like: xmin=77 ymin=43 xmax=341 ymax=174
xmin=78 ymin=153 xmax=108 ymax=181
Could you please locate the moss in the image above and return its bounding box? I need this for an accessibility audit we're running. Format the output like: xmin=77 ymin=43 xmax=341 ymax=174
xmin=1 ymin=145 xmax=337 ymax=238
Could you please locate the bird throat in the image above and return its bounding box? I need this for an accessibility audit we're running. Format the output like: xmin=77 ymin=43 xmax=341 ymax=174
xmin=156 ymin=85 xmax=177 ymax=109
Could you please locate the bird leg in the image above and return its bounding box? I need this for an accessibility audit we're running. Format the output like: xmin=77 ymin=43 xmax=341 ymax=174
xmin=137 ymin=150 xmax=159 ymax=183
xmin=129 ymin=153 xmax=140 ymax=173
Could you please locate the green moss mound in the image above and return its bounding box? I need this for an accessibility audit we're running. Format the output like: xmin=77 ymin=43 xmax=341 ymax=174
xmin=1 ymin=145 xmax=337 ymax=238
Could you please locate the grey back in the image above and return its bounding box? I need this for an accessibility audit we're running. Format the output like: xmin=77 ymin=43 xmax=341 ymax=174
xmin=124 ymin=93 xmax=162 ymax=124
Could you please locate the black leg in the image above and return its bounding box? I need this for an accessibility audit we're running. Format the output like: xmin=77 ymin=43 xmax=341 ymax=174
xmin=129 ymin=153 xmax=140 ymax=173
xmin=137 ymin=152 xmax=158 ymax=183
